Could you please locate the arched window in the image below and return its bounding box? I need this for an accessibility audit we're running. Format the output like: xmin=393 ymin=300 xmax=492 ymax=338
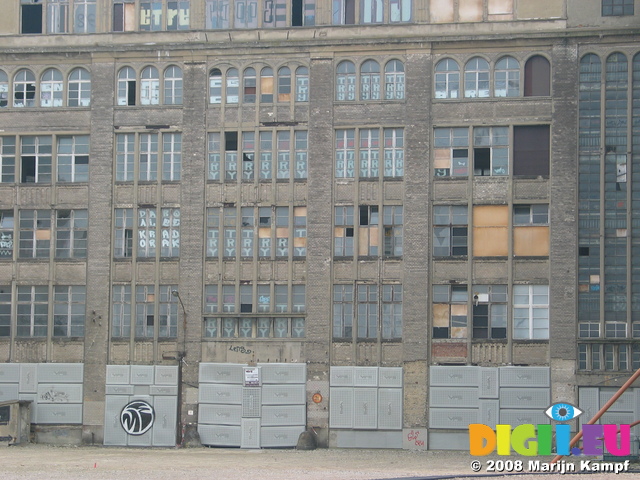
xmin=227 ymin=68 xmax=239 ymax=104
xmin=260 ymin=67 xmax=274 ymax=103
xmin=209 ymin=68 xmax=222 ymax=104
xmin=464 ymin=57 xmax=490 ymax=98
xmin=68 ymin=68 xmax=91 ymax=107
xmin=434 ymin=59 xmax=459 ymax=99
xmin=494 ymin=56 xmax=520 ymax=97
xmin=117 ymin=67 xmax=136 ymax=106
xmin=140 ymin=66 xmax=160 ymax=105
xmin=243 ymin=68 xmax=256 ymax=104
xmin=360 ymin=60 xmax=380 ymax=100
xmin=0 ymin=70 xmax=8 ymax=107
xmin=384 ymin=60 xmax=404 ymax=100
xmin=40 ymin=68 xmax=64 ymax=107
xmin=14 ymin=69 xmax=36 ymax=107
xmin=336 ymin=60 xmax=356 ymax=101
xmin=278 ymin=67 xmax=291 ymax=102
xmin=524 ymin=55 xmax=550 ymax=96
xmin=163 ymin=66 xmax=182 ymax=105
xmin=295 ymin=66 xmax=309 ymax=102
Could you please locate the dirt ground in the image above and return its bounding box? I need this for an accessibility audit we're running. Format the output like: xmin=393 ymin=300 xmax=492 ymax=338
xmin=0 ymin=445 xmax=638 ymax=480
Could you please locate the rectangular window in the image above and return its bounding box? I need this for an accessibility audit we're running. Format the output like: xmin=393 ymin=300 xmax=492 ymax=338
xmin=361 ymin=0 xmax=383 ymax=23
xmin=473 ymin=127 xmax=508 ymax=176
xmin=0 ymin=286 xmax=10 ymax=337
xmin=513 ymin=285 xmax=549 ymax=339
xmin=383 ymin=205 xmax=403 ymax=256
xmin=579 ymin=322 xmax=600 ymax=338
xmin=359 ymin=129 xmax=380 ymax=178
xmin=276 ymin=131 xmax=290 ymax=179
xmin=116 ymin=133 xmax=135 ymax=182
xmin=263 ymin=0 xmax=286 ymax=28
xmin=206 ymin=208 xmax=219 ymax=257
xmin=74 ymin=0 xmax=97 ymax=33
xmin=382 ymin=284 xmax=402 ymax=339
xmin=390 ymin=0 xmax=410 ymax=22
xmin=333 ymin=284 xmax=353 ymax=338
xmin=0 ymin=211 xmax=14 ymax=259
xmin=167 ymin=1 xmax=190 ymax=30
xmin=204 ymin=285 xmax=218 ymax=313
xmin=158 ymin=285 xmax=178 ymax=337
xmin=602 ymin=0 xmax=634 ymax=16
xmin=294 ymin=130 xmax=308 ymax=179
xmin=114 ymin=208 xmax=133 ymax=258
xmin=160 ymin=208 xmax=180 ymax=257
xmin=241 ymin=207 xmax=254 ymax=257
xmin=433 ymin=284 xmax=468 ymax=339
xmin=472 ymin=285 xmax=507 ymax=339
xmin=225 ymin=131 xmax=238 ymax=181
xmin=357 ymin=284 xmax=378 ymax=339
xmin=259 ymin=131 xmax=272 ymax=180
xmin=162 ymin=133 xmax=181 ymax=181
xmin=139 ymin=2 xmax=163 ymax=31
xmin=242 ymin=131 xmax=255 ymax=181
xmin=17 ymin=285 xmax=48 ymax=337
xmin=513 ymin=204 xmax=550 ymax=256
xmin=0 ymin=137 xmax=16 ymax=183
xmin=434 ymin=127 xmax=469 ymax=177
xmin=53 ymin=285 xmax=85 ymax=337
xmin=333 ymin=0 xmax=356 ymax=24
xmin=224 ymin=206 xmax=237 ymax=257
xmin=22 ymin=3 xmax=43 ymax=34
xmin=334 ymin=206 xmax=354 ymax=256
xmin=47 ymin=0 xmax=69 ymax=34
xmin=223 ymin=285 xmax=235 ymax=312
xmin=21 ymin=136 xmax=52 ymax=184
xmin=57 ymin=135 xmax=89 ymax=183
xmin=138 ymin=208 xmax=157 ymax=258
xmin=205 ymin=0 xmax=230 ymax=28
xmin=208 ymin=132 xmax=221 ymax=180
xmin=513 ymin=125 xmax=550 ymax=176
xmin=16 ymin=285 xmax=49 ymax=337
xmin=433 ymin=205 xmax=468 ymax=257
xmin=139 ymin=133 xmax=158 ymax=181
xmin=383 ymin=128 xmax=404 ymax=177
xmin=19 ymin=210 xmax=51 ymax=259
xmin=336 ymin=129 xmax=356 ymax=178
xmin=113 ymin=1 xmax=136 ymax=31
xmin=55 ymin=209 xmax=87 ymax=259
xmin=135 ymin=285 xmax=155 ymax=337
xmin=293 ymin=206 xmax=307 ymax=256
xmin=112 ymin=285 xmax=131 ymax=337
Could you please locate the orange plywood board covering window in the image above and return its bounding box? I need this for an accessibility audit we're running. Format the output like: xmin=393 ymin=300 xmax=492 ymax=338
xmin=434 ymin=149 xmax=451 ymax=169
xmin=473 ymin=227 xmax=508 ymax=256
xmin=473 ymin=205 xmax=508 ymax=226
xmin=433 ymin=304 xmax=450 ymax=327
xmin=514 ymin=226 xmax=549 ymax=256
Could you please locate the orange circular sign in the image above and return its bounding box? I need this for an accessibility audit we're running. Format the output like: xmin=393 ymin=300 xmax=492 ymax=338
xmin=312 ymin=393 xmax=323 ymax=404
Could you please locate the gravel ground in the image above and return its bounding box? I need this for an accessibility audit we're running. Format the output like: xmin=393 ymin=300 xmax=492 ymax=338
xmin=0 ymin=445 xmax=637 ymax=480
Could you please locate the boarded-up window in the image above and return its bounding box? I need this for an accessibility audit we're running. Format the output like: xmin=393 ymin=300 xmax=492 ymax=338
xmin=433 ymin=285 xmax=468 ymax=339
xmin=473 ymin=205 xmax=508 ymax=256
xmin=514 ymin=226 xmax=550 ymax=256
xmin=513 ymin=125 xmax=550 ymax=176
xmin=524 ymin=55 xmax=550 ymax=96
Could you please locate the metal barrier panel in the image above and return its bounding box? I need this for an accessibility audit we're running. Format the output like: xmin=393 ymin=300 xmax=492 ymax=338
xmin=259 ymin=363 xmax=306 ymax=384
xmin=0 ymin=364 xmax=20 ymax=383
xmin=103 ymin=395 xmax=129 ymax=446
xmin=36 ymin=384 xmax=83 ymax=403
xmin=428 ymin=431 xmax=470 ymax=450
xmin=479 ymin=399 xmax=499 ymax=429
xmin=261 ymin=384 xmax=306 ymax=405
xmin=353 ymin=387 xmax=378 ymax=429
xmin=199 ymin=363 xmax=245 ymax=384
xmin=126 ymin=396 xmax=153 ymax=446
xmin=479 ymin=368 xmax=499 ymax=398
xmin=199 ymin=404 xmax=243 ymax=426
xmin=329 ymin=387 xmax=354 ymax=428
xmin=37 ymin=364 xmax=83 ymax=384
xmin=599 ymin=388 xmax=634 ymax=412
xmin=151 ymin=396 xmax=177 ymax=447
xmin=150 ymin=385 xmax=178 ymax=396
xmin=377 ymin=388 xmax=402 ymax=430
xmin=499 ymin=388 xmax=550 ymax=409
xmin=242 ymin=388 xmax=262 ymax=417
xmin=199 ymin=384 xmax=243 ymax=405
xmin=198 ymin=424 xmax=242 ymax=447
xmin=0 ymin=384 xmax=18 ymax=402
xmin=129 ymin=365 xmax=154 ymax=385
xmin=261 ymin=405 xmax=306 ymax=427
xmin=260 ymin=426 xmax=305 ymax=447
xmin=330 ymin=366 xmax=354 ymax=387
xmin=429 ymin=366 xmax=480 ymax=387
xmin=499 ymin=367 xmax=550 ymax=388
xmin=428 ymin=408 xmax=478 ymax=429
xmin=429 ymin=387 xmax=480 ymax=408
xmin=378 ymin=367 xmax=403 ymax=388
xmin=241 ymin=418 xmax=261 ymax=448
xmin=578 ymin=387 xmax=599 ymax=429
xmin=106 ymin=365 xmax=130 ymax=385
xmin=353 ymin=367 xmax=378 ymax=387
xmin=35 ymin=404 xmax=83 ymax=424
xmin=499 ymin=409 xmax=550 ymax=425
xmin=154 ymin=366 xmax=179 ymax=386
xmin=19 ymin=364 xmax=37 ymax=393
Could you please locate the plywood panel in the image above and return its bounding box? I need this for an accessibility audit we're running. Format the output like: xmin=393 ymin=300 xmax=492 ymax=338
xmin=473 ymin=227 xmax=508 ymax=256
xmin=488 ymin=0 xmax=513 ymax=14
xmin=430 ymin=0 xmax=454 ymax=22
xmin=514 ymin=226 xmax=549 ymax=256
xmin=433 ymin=304 xmax=449 ymax=327
xmin=474 ymin=205 xmax=508 ymax=226
xmin=459 ymin=0 xmax=483 ymax=22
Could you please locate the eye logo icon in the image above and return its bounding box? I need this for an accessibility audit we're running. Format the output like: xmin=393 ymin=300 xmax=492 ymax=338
xmin=121 ymin=400 xmax=155 ymax=435
xmin=544 ymin=402 xmax=583 ymax=422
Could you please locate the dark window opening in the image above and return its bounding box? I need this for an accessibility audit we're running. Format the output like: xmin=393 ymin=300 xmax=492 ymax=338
xmin=513 ymin=125 xmax=550 ymax=176
xmin=452 ymin=227 xmax=468 ymax=255
xmin=146 ymin=315 xmax=154 ymax=326
xmin=524 ymin=56 xmax=551 ymax=97
xmin=240 ymin=303 xmax=252 ymax=313
xmin=602 ymin=0 xmax=634 ymax=16
xmin=292 ymin=0 xmax=303 ymax=26
xmin=0 ymin=405 xmax=9 ymax=424
xmin=345 ymin=0 xmax=356 ymax=24
xmin=124 ymin=229 xmax=133 ymax=257
xmin=21 ymin=157 xmax=36 ymax=183
xmin=127 ymin=81 xmax=136 ymax=105
xmin=579 ymin=247 xmax=590 ymax=256
xmin=345 ymin=227 xmax=354 ymax=237
xmin=225 ymin=132 xmax=238 ymax=151
xmin=473 ymin=304 xmax=489 ymax=339
xmin=474 ymin=148 xmax=491 ymax=176
xmin=432 ymin=327 xmax=449 ymax=339
xmin=113 ymin=4 xmax=124 ymax=31
xmin=77 ymin=156 xmax=89 ymax=165
xmin=359 ymin=206 xmax=378 ymax=226
xmin=22 ymin=5 xmax=43 ymax=34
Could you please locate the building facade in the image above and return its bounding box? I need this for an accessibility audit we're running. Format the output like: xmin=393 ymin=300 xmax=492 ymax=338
xmin=0 ymin=0 xmax=638 ymax=449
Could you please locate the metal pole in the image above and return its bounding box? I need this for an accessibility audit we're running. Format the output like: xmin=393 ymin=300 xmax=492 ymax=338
xmin=550 ymin=367 xmax=640 ymax=463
